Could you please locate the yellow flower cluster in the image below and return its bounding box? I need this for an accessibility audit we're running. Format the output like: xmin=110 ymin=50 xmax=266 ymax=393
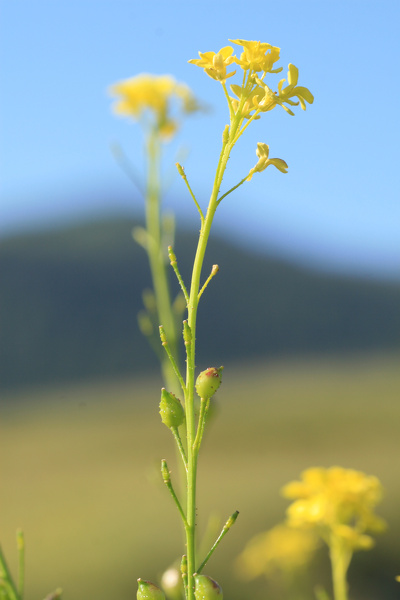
xmin=236 ymin=524 xmax=319 ymax=580
xmin=109 ymin=74 xmax=200 ymax=140
xmin=282 ymin=467 xmax=386 ymax=551
xmin=189 ymin=38 xmax=313 ymax=119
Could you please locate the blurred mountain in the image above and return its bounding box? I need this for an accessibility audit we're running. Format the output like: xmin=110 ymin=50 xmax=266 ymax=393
xmin=1 ymin=218 xmax=400 ymax=391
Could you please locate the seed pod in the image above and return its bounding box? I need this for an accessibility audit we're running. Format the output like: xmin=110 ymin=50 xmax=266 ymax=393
xmin=194 ymin=574 xmax=223 ymax=600
xmin=137 ymin=579 xmax=166 ymax=600
xmin=159 ymin=389 xmax=185 ymax=428
xmin=195 ymin=367 xmax=223 ymax=399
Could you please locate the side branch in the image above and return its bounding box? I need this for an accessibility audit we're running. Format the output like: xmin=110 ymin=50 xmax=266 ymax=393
xmin=198 ymin=265 xmax=219 ymax=301
xmin=161 ymin=460 xmax=188 ymax=529
xmin=176 ymin=163 xmax=204 ymax=223
xmin=196 ymin=511 xmax=239 ymax=573
xmin=159 ymin=326 xmax=186 ymax=395
xmin=168 ymin=246 xmax=189 ymax=304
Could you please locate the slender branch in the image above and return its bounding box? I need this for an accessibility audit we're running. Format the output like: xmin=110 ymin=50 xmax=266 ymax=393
xmin=159 ymin=326 xmax=186 ymax=395
xmin=168 ymin=246 xmax=189 ymax=304
xmin=222 ymin=82 xmax=234 ymax=120
xmin=176 ymin=163 xmax=204 ymax=223
xmin=161 ymin=460 xmax=188 ymax=528
xmin=171 ymin=427 xmax=188 ymax=469
xmin=198 ymin=265 xmax=219 ymax=300
xmin=217 ymin=176 xmax=248 ymax=205
xmin=192 ymin=398 xmax=210 ymax=454
xmin=196 ymin=511 xmax=239 ymax=574
xmin=235 ymin=107 xmax=262 ymax=142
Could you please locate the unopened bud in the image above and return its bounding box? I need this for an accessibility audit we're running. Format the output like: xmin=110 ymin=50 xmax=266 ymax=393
xmin=161 ymin=459 xmax=170 ymax=484
xmin=183 ymin=320 xmax=192 ymax=346
xmin=195 ymin=367 xmax=223 ymax=399
xmin=160 ymin=389 xmax=185 ymax=428
xmin=176 ymin=163 xmax=185 ymax=177
xmin=222 ymin=124 xmax=230 ymax=144
xmin=168 ymin=246 xmax=177 ymax=266
xmin=137 ymin=579 xmax=166 ymax=600
xmin=194 ymin=574 xmax=223 ymax=600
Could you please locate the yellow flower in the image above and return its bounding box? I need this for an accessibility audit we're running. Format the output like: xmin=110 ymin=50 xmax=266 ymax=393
xmin=282 ymin=467 xmax=386 ymax=551
xmin=230 ymin=39 xmax=282 ymax=74
xmin=277 ymin=64 xmax=314 ymax=114
xmin=109 ymin=74 xmax=200 ymax=140
xmin=236 ymin=524 xmax=319 ymax=580
xmin=188 ymin=46 xmax=236 ymax=82
xmin=253 ymin=64 xmax=313 ymax=116
xmin=247 ymin=142 xmax=288 ymax=180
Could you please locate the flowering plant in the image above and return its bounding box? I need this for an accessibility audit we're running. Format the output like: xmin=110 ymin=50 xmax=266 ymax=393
xmin=1 ymin=37 xmax=392 ymax=600
xmin=110 ymin=39 xmax=313 ymax=600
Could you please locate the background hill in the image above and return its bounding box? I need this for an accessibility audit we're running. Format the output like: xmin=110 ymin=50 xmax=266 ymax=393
xmin=1 ymin=218 xmax=400 ymax=391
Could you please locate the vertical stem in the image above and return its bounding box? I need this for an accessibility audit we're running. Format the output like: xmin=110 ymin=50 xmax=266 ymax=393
xmin=184 ymin=137 xmax=233 ymax=600
xmin=329 ymin=538 xmax=351 ymax=600
xmin=145 ymin=131 xmax=179 ymax=393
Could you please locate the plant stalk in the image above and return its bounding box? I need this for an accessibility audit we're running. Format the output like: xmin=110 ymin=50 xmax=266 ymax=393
xmin=184 ymin=135 xmax=234 ymax=600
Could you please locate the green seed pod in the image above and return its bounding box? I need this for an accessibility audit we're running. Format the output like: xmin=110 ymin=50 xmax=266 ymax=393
xmin=159 ymin=389 xmax=185 ymax=428
xmin=194 ymin=574 xmax=223 ymax=600
xmin=195 ymin=367 xmax=223 ymax=399
xmin=137 ymin=579 xmax=166 ymax=600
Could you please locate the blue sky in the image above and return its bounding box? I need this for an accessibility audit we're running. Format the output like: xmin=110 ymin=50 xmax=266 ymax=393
xmin=1 ymin=0 xmax=399 ymax=279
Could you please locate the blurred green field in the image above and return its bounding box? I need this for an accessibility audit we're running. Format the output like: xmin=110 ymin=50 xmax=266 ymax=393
xmin=2 ymin=353 xmax=400 ymax=600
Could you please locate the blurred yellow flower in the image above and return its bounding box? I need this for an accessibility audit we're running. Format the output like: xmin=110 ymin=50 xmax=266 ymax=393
xmin=188 ymin=46 xmax=236 ymax=82
xmin=282 ymin=466 xmax=386 ymax=551
xmin=247 ymin=142 xmax=288 ymax=181
xmin=236 ymin=523 xmax=319 ymax=580
xmin=109 ymin=74 xmax=200 ymax=140
xmin=230 ymin=39 xmax=282 ymax=73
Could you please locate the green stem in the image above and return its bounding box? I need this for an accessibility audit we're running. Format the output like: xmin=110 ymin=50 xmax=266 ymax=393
xmin=329 ymin=538 xmax=351 ymax=600
xmin=171 ymin=427 xmax=188 ymax=469
xmin=192 ymin=398 xmax=210 ymax=453
xmin=198 ymin=265 xmax=219 ymax=301
xmin=196 ymin=510 xmax=239 ymax=574
xmin=184 ymin=134 xmax=234 ymax=600
xmin=161 ymin=460 xmax=188 ymax=528
xmin=159 ymin=326 xmax=186 ymax=396
xmin=145 ymin=130 xmax=180 ymax=393
xmin=217 ymin=175 xmax=248 ymax=204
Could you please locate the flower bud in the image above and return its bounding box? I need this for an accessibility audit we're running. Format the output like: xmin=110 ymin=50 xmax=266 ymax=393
xmin=159 ymin=389 xmax=185 ymax=428
xmin=194 ymin=574 xmax=223 ymax=600
xmin=195 ymin=367 xmax=223 ymax=399
xmin=137 ymin=579 xmax=166 ymax=600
